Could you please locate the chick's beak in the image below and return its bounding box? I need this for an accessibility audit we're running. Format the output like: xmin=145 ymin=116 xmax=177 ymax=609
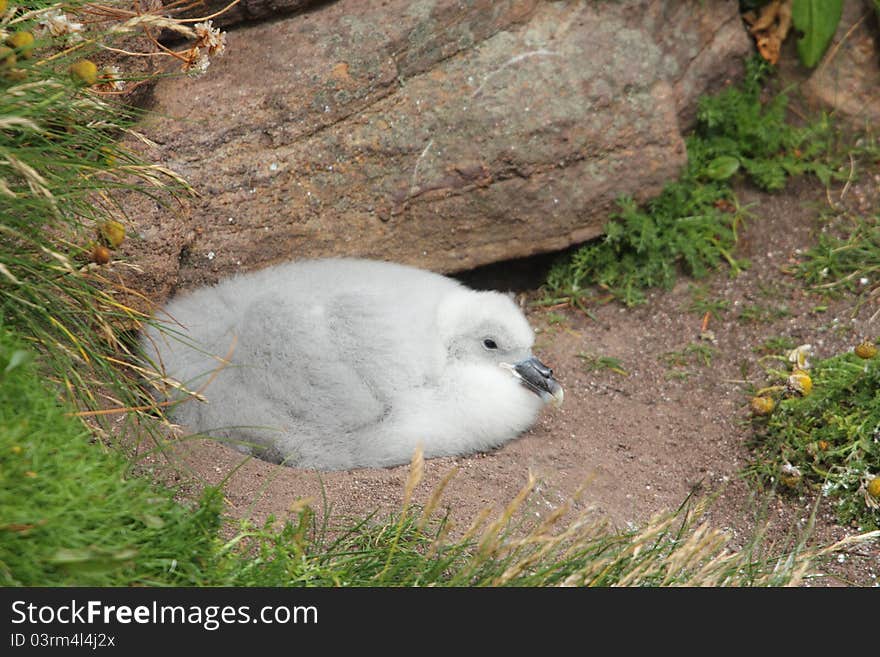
xmin=507 ymin=356 xmax=564 ymax=407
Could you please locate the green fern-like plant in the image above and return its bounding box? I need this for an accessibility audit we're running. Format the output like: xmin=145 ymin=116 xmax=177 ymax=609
xmin=543 ymin=58 xmax=839 ymax=308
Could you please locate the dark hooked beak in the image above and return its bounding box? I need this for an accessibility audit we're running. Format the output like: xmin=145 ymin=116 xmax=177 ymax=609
xmin=508 ymin=356 xmax=564 ymax=407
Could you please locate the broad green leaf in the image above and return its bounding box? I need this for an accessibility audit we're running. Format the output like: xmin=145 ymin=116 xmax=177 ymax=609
xmin=705 ymin=156 xmax=741 ymax=180
xmin=791 ymin=0 xmax=844 ymax=68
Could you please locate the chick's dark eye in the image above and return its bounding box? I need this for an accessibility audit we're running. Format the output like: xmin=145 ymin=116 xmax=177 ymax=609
xmin=483 ymin=338 xmax=498 ymax=350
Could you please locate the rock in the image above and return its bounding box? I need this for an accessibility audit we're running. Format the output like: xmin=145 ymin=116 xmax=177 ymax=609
xmin=635 ymin=1 xmax=754 ymax=126
xmin=803 ymin=0 xmax=880 ymax=124
xmin=125 ymin=0 xmax=751 ymax=302
xmin=177 ymin=0 xmax=319 ymax=29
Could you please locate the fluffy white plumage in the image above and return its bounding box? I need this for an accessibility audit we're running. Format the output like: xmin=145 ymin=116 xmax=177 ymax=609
xmin=142 ymin=258 xmax=562 ymax=470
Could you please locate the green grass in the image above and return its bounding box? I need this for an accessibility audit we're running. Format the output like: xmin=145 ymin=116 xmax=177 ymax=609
xmin=686 ymin=284 xmax=731 ymax=319
xmin=797 ymin=217 xmax=880 ymax=298
xmin=662 ymin=342 xmax=718 ymax=369
xmin=0 ymin=3 xmax=192 ymax=450
xmin=576 ymin=352 xmax=628 ymax=376
xmin=753 ymin=336 xmax=798 ymax=355
xmin=660 ymin=342 xmax=719 ymax=381
xmin=747 ymin=342 xmax=880 ymax=530
xmin=540 ymin=57 xmax=842 ymax=308
xmin=737 ymin=302 xmax=791 ymax=323
xmin=545 ymin=312 xmax=568 ymax=326
xmin=0 ymin=325 xmax=224 ymax=586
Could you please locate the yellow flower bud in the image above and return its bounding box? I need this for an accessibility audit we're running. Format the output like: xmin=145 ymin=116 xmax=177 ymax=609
xmin=750 ymin=396 xmax=775 ymax=416
xmin=69 ymin=59 xmax=98 ymax=86
xmin=0 ymin=46 xmax=15 ymax=68
xmin=855 ymin=341 xmax=877 ymax=359
xmin=780 ymin=473 xmax=801 ymax=488
xmin=787 ymin=369 xmax=812 ymax=396
xmin=91 ymin=244 xmax=111 ymax=265
xmin=6 ymin=31 xmax=34 ymax=58
xmin=780 ymin=463 xmax=802 ymax=489
xmin=98 ymin=220 xmax=125 ymax=248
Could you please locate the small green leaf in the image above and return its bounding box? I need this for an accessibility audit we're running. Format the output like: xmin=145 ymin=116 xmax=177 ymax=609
xmin=791 ymin=0 xmax=843 ymax=68
xmin=50 ymin=547 xmax=139 ymax=571
xmin=4 ymin=349 xmax=32 ymax=374
xmin=705 ymin=156 xmax=741 ymax=180
xmin=50 ymin=548 xmax=99 ymax=564
xmin=142 ymin=514 xmax=165 ymax=529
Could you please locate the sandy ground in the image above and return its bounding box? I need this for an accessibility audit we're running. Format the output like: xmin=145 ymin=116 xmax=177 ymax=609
xmin=131 ymin=169 xmax=880 ymax=586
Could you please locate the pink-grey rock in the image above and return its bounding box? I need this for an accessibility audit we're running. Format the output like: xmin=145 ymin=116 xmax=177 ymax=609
xmin=634 ymin=1 xmax=753 ymax=126
xmin=125 ymin=0 xmax=751 ymax=302
xmin=178 ymin=0 xmax=319 ymax=29
xmin=803 ymin=0 xmax=880 ymax=125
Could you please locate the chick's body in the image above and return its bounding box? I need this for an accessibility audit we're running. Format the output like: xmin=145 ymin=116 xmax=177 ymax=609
xmin=144 ymin=259 xmax=556 ymax=469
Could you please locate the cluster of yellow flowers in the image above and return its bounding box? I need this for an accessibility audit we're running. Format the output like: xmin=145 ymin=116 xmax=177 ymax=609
xmin=749 ymin=340 xmax=879 ymax=493
xmin=749 ymin=343 xmax=814 ymax=417
xmin=750 ymin=340 xmax=878 ymax=418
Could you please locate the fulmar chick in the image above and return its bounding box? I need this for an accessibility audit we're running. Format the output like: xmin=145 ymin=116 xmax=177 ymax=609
xmin=142 ymin=258 xmax=563 ymax=470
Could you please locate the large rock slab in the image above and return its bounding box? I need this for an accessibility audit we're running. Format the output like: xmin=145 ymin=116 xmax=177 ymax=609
xmin=126 ymin=0 xmax=751 ymax=300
